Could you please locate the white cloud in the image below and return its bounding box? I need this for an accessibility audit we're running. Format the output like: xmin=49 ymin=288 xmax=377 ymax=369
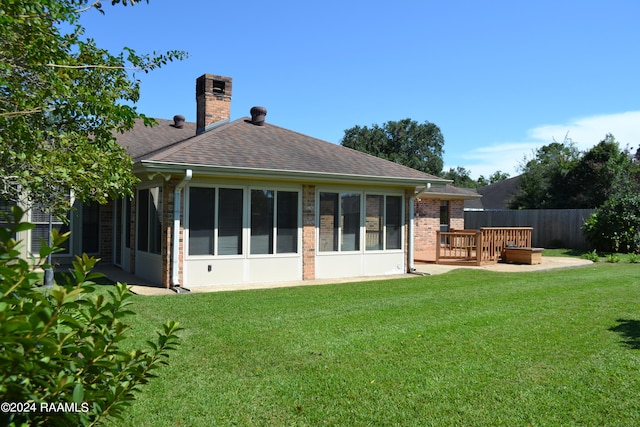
xmin=452 ymin=111 xmax=640 ymax=179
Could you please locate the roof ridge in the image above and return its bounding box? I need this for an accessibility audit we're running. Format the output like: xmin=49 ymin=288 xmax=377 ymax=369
xmin=142 ymin=118 xmax=244 ymax=161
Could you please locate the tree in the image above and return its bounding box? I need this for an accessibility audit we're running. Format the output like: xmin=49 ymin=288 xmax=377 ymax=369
xmin=509 ymin=140 xmax=580 ymax=209
xmin=488 ymin=170 xmax=510 ymax=185
xmin=476 ymin=171 xmax=510 ymax=188
xmin=0 ymin=207 xmax=182 ymax=426
xmin=0 ymin=0 xmax=187 ymax=216
xmin=511 ymin=134 xmax=637 ymax=210
xmin=341 ymin=118 xmax=445 ymax=175
xmin=583 ymin=191 xmax=640 ymax=253
xmin=582 ymin=138 xmax=640 ymax=252
xmin=565 ymin=134 xmax=633 ymax=208
xmin=442 ymin=166 xmax=476 ymax=188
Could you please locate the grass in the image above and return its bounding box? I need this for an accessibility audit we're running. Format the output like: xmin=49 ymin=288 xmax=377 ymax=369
xmin=543 ymin=248 xmax=640 ymax=264
xmin=109 ymin=262 xmax=640 ymax=426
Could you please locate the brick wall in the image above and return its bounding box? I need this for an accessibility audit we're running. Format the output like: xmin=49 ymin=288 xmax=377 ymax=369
xmin=450 ymin=200 xmax=465 ymax=230
xmin=414 ymin=198 xmax=441 ymax=262
xmin=161 ymin=180 xmax=175 ymax=288
xmin=302 ymin=185 xmax=316 ymax=280
xmin=413 ymin=198 xmax=466 ymax=262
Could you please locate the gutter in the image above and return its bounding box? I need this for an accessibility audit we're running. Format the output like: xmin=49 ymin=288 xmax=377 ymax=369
xmin=171 ymin=169 xmax=192 ymax=291
xmin=408 ymin=183 xmax=431 ymax=272
xmin=134 ymin=161 xmax=451 ymax=189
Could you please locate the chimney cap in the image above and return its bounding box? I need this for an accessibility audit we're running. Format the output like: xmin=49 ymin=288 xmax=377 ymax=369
xmin=250 ymin=106 xmax=267 ymax=126
xmin=172 ymin=114 xmax=186 ymax=129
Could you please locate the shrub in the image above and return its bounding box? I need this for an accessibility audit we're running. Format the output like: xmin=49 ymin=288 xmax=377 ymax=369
xmin=0 ymin=207 xmax=182 ymax=427
xmin=628 ymin=253 xmax=640 ymax=264
xmin=606 ymin=253 xmax=622 ymax=263
xmin=583 ymin=192 xmax=640 ymax=254
xmin=582 ymin=250 xmax=600 ymax=262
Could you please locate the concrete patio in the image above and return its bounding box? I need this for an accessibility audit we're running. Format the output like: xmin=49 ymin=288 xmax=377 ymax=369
xmin=94 ymin=256 xmax=593 ymax=296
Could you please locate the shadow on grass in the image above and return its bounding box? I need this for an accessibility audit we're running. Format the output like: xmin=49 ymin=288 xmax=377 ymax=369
xmin=609 ymin=319 xmax=640 ymax=349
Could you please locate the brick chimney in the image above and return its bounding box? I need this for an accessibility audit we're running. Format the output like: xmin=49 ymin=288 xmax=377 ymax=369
xmin=196 ymin=74 xmax=232 ymax=134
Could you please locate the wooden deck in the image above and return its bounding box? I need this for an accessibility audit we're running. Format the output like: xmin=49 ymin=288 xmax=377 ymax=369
xmin=435 ymin=227 xmax=533 ymax=266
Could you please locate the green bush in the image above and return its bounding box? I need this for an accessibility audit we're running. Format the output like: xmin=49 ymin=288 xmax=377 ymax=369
xmin=0 ymin=207 xmax=182 ymax=427
xmin=582 ymin=192 xmax=640 ymax=254
xmin=628 ymin=253 xmax=640 ymax=263
xmin=582 ymin=250 xmax=600 ymax=262
xmin=606 ymin=253 xmax=621 ymax=263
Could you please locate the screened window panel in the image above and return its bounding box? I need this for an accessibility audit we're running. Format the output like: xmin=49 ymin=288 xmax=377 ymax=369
xmin=0 ymin=200 xmax=14 ymax=235
xmin=365 ymin=195 xmax=383 ymax=250
xmin=218 ymin=188 xmax=243 ymax=255
xmin=319 ymin=193 xmax=339 ymax=252
xmin=276 ymin=191 xmax=298 ymax=253
xmin=82 ymin=203 xmax=100 ymax=253
xmin=114 ymin=199 xmax=122 ymax=264
xmin=30 ymin=220 xmax=70 ymax=255
xmin=125 ymin=197 xmax=131 ymax=249
xmin=341 ymin=193 xmax=360 ymax=251
xmin=250 ymin=190 xmax=274 ymax=255
xmin=189 ymin=187 xmax=215 ymax=255
xmin=149 ymin=187 xmax=162 ymax=254
xmin=137 ymin=189 xmax=149 ymax=252
xmin=385 ymin=196 xmax=402 ymax=250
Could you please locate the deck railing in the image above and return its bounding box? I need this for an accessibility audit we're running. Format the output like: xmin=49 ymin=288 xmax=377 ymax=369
xmin=436 ymin=227 xmax=533 ymax=265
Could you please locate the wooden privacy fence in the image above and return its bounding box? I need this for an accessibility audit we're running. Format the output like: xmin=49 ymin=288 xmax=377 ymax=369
xmin=464 ymin=209 xmax=595 ymax=250
xmin=436 ymin=227 xmax=533 ymax=265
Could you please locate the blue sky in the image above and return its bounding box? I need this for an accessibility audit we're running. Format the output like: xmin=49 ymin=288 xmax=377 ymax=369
xmin=80 ymin=0 xmax=640 ymax=179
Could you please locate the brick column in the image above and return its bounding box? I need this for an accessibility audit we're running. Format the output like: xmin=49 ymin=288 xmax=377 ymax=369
xmin=414 ymin=198 xmax=441 ymax=262
xmin=302 ymin=184 xmax=316 ymax=280
xmin=161 ymin=180 xmax=177 ymax=289
xmin=405 ymin=191 xmax=412 ymax=273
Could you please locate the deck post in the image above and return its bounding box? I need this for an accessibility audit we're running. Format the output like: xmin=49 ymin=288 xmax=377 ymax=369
xmin=476 ymin=231 xmax=483 ymax=265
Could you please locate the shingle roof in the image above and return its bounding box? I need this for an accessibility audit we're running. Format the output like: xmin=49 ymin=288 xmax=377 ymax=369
xmin=421 ymin=184 xmax=481 ymax=200
xmin=463 ymin=175 xmax=522 ymax=210
xmin=120 ymin=117 xmax=445 ymax=184
xmin=117 ymin=118 xmax=198 ymax=161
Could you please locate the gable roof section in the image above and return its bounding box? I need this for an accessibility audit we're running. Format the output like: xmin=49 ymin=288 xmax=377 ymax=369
xmin=125 ymin=117 xmax=448 ymax=186
xmin=117 ymin=118 xmax=198 ymax=161
xmin=463 ymin=175 xmax=522 ymax=210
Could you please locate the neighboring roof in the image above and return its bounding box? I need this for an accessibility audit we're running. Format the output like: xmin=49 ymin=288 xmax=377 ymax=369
xmin=464 ymin=175 xmax=522 ymax=210
xmin=419 ymin=184 xmax=482 ymax=201
xmin=119 ymin=117 xmax=449 ymax=186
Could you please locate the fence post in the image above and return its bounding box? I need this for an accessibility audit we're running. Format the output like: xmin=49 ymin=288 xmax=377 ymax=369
xmin=436 ymin=231 xmax=441 ymax=263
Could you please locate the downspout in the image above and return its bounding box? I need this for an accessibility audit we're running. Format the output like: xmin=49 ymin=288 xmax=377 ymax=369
xmin=171 ymin=169 xmax=192 ymax=291
xmin=409 ymin=182 xmax=431 ymax=272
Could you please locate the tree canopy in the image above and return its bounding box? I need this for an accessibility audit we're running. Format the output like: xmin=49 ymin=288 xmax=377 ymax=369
xmin=0 ymin=0 xmax=187 ymax=216
xmin=509 ymin=139 xmax=581 ymax=209
xmin=510 ymin=134 xmax=638 ymax=210
xmin=508 ymin=133 xmax=640 ymax=252
xmin=340 ymin=118 xmax=445 ymax=176
xmin=442 ymin=167 xmax=510 ymax=188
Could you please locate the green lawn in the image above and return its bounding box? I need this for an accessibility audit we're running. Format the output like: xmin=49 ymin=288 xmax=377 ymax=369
xmin=112 ymin=263 xmax=640 ymax=426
